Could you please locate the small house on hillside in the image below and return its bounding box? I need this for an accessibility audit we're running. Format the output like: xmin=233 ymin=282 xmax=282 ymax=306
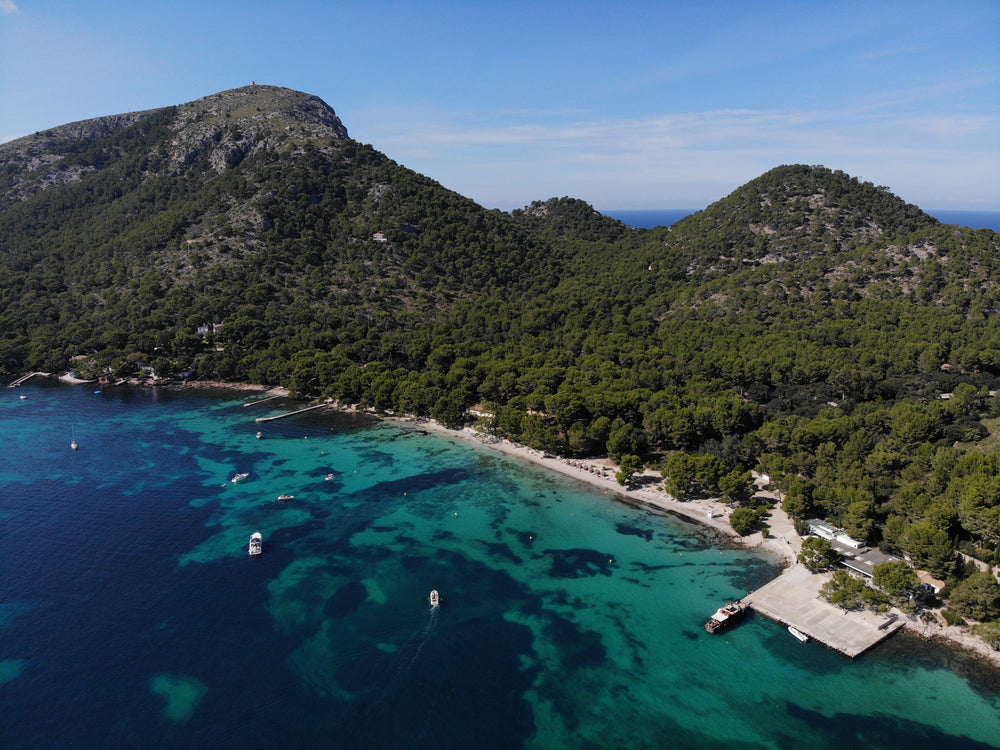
xmin=917 ymin=571 xmax=946 ymax=595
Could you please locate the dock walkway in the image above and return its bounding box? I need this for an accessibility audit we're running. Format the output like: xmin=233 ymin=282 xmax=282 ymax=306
xmin=254 ymin=402 xmax=329 ymax=423
xmin=8 ymin=371 xmax=48 ymax=387
xmin=744 ymin=564 xmax=904 ymax=657
xmin=243 ymin=394 xmax=284 ymax=407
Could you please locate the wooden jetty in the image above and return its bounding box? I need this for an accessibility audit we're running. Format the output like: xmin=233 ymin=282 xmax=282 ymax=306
xmin=743 ymin=564 xmax=904 ymax=658
xmin=254 ymin=403 xmax=329 ymax=423
xmin=8 ymin=371 xmax=48 ymax=387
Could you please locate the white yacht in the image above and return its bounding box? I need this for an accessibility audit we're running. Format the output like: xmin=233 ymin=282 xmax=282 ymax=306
xmin=231 ymin=472 xmax=249 ymax=484
xmin=248 ymin=532 xmax=262 ymax=556
xmin=429 ymin=590 xmax=440 ymax=608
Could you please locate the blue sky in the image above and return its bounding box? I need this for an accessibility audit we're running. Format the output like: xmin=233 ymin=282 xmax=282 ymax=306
xmin=1 ymin=0 xmax=998 ymax=210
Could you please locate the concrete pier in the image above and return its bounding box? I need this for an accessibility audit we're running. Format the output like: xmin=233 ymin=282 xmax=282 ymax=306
xmin=243 ymin=394 xmax=284 ymax=407
xmin=743 ymin=564 xmax=904 ymax=657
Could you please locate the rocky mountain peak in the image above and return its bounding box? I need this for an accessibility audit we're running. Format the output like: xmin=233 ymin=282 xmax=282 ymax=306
xmin=167 ymin=84 xmax=349 ymax=172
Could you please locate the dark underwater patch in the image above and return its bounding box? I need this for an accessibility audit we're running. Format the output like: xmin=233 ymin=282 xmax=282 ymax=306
xmin=547 ymin=615 xmax=607 ymax=669
xmin=324 ymin=580 xmax=368 ymax=618
xmin=478 ymin=540 xmax=523 ymax=565
xmin=616 ymin=522 xmax=653 ymax=541
xmin=786 ymin=701 xmax=997 ymax=749
xmin=367 ymin=467 xmax=472 ymax=498
xmin=545 ymin=548 xmax=615 ymax=578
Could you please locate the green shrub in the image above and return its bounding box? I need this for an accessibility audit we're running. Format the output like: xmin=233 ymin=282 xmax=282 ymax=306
xmin=941 ymin=608 xmax=967 ymax=627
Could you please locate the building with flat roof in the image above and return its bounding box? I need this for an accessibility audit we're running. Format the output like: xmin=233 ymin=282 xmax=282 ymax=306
xmin=839 ymin=547 xmax=900 ymax=579
xmin=806 ymin=519 xmax=864 ymax=548
xmin=806 ymin=519 xmax=901 ymax=579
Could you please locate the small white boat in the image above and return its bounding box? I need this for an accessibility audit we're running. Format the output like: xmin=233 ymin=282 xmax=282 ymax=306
xmin=429 ymin=590 xmax=440 ymax=608
xmin=277 ymin=493 xmax=294 ymax=502
xmin=788 ymin=625 xmax=808 ymax=643
xmin=255 ymin=431 xmax=262 ymax=439
xmin=19 ymin=395 xmax=27 ymax=400
xmin=231 ymin=472 xmax=249 ymax=484
xmin=248 ymin=531 xmax=262 ymax=556
xmin=324 ymin=473 xmax=335 ymax=481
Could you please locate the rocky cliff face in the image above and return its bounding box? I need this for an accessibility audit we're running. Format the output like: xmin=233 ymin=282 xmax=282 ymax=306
xmin=166 ymin=84 xmax=349 ymax=172
xmin=0 ymin=111 xmax=157 ymax=201
xmin=0 ymin=85 xmax=351 ymax=204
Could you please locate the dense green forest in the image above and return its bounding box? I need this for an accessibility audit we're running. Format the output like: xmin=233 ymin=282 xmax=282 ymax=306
xmin=4 ymin=85 xmax=1000 ymax=630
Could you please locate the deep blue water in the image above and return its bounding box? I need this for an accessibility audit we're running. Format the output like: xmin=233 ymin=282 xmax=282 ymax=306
xmin=606 ymin=208 xmax=1000 ymax=232
xmin=603 ymin=209 xmax=698 ymax=228
xmin=927 ymin=210 xmax=1000 ymax=232
xmin=2 ymin=381 xmax=1000 ymax=749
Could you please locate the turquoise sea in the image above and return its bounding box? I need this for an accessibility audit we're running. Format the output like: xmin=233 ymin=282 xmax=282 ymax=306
xmin=2 ymin=381 xmax=1000 ymax=749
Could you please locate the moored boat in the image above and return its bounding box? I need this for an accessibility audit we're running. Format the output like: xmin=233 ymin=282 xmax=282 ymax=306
xmin=248 ymin=532 xmax=262 ymax=556
xmin=429 ymin=590 xmax=440 ymax=608
xmin=788 ymin=625 xmax=808 ymax=642
xmin=277 ymin=493 xmax=294 ymax=502
xmin=231 ymin=472 xmax=249 ymax=484
xmin=255 ymin=431 xmax=262 ymax=439
xmin=704 ymin=600 xmax=748 ymax=633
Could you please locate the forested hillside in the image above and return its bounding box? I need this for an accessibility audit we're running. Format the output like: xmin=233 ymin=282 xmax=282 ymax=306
xmin=4 ymin=86 xmax=1000 ymax=626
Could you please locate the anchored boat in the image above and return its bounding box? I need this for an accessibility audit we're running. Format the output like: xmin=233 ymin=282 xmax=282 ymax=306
xmin=788 ymin=625 xmax=808 ymax=642
xmin=704 ymin=600 xmax=748 ymax=634
xmin=248 ymin=532 xmax=262 ymax=556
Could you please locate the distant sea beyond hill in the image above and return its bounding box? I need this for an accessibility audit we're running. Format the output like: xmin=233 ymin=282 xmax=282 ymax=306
xmin=605 ymin=208 xmax=1000 ymax=232
xmin=602 ymin=209 xmax=697 ymax=228
xmin=927 ymin=210 xmax=1000 ymax=232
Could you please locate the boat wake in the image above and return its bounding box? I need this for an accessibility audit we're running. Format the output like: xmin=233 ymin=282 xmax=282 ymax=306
xmin=348 ymin=603 xmax=444 ymax=745
xmin=406 ymin=601 xmax=439 ymax=667
xmin=354 ymin=600 xmax=442 ymax=730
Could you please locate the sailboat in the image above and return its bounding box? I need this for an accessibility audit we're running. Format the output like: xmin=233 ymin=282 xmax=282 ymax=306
xmin=71 ymin=427 xmax=78 ymax=451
